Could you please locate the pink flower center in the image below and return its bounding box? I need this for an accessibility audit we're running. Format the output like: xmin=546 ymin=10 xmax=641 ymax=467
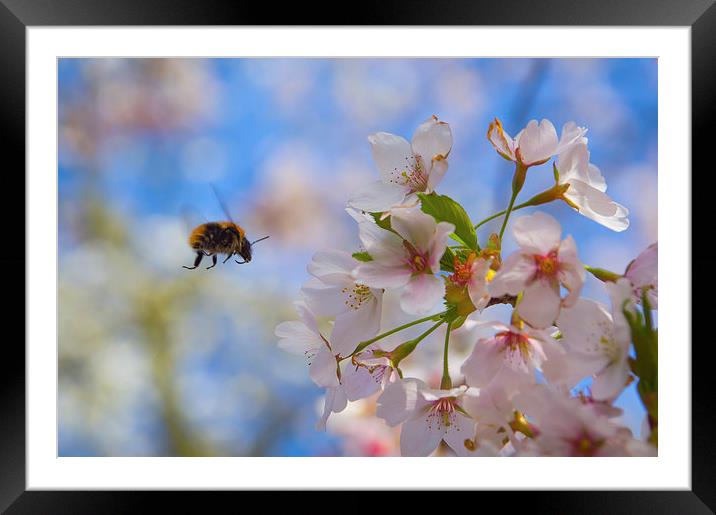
xmin=568 ymin=431 xmax=605 ymax=457
xmin=403 ymin=240 xmax=429 ymax=274
xmin=495 ymin=330 xmax=533 ymax=366
xmin=386 ymin=155 xmax=429 ymax=193
xmin=425 ymin=396 xmax=460 ymax=431
xmin=533 ymin=250 xmax=560 ymax=279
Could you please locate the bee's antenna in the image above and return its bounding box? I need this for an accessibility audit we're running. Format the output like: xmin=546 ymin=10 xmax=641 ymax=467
xmin=251 ymin=236 xmax=270 ymax=245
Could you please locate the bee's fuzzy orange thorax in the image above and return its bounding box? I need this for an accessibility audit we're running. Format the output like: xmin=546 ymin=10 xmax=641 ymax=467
xmin=218 ymin=221 xmax=245 ymax=238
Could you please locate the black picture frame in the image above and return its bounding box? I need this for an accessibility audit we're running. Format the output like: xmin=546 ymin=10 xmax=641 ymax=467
xmin=2 ymin=0 xmax=713 ymax=512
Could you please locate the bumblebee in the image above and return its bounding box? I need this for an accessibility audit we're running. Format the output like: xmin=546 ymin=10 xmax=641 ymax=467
xmin=183 ymin=187 xmax=269 ymax=270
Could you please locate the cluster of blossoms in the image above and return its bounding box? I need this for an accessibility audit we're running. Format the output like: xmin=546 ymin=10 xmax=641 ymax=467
xmin=276 ymin=116 xmax=658 ymax=457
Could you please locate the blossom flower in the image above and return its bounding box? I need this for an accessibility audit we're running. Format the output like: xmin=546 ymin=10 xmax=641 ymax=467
xmin=624 ymin=242 xmax=658 ymax=308
xmin=461 ymin=382 xmax=526 ymax=451
xmin=460 ymin=321 xmax=566 ymax=390
xmin=275 ymin=302 xmax=341 ymax=387
xmin=348 ymin=116 xmax=453 ymax=213
xmin=376 ymin=379 xmax=492 ymax=456
xmin=487 ymin=118 xmax=586 ymax=167
xmin=489 ymin=212 xmax=585 ymax=328
xmin=555 ymin=298 xmax=631 ymax=400
xmin=555 ymin=140 xmax=629 ymax=231
xmin=513 ymin=386 xmax=655 ymax=456
xmin=446 ymin=253 xmax=492 ymax=312
xmin=275 ymin=303 xmax=351 ymax=429
xmin=354 ymin=207 xmax=454 ymax=315
xmin=301 ymin=249 xmax=384 ymax=351
xmin=341 ymin=350 xmax=396 ymax=402
xmin=555 ymin=278 xmax=636 ymax=401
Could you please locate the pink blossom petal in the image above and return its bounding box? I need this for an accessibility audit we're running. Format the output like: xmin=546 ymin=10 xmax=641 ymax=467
xmin=555 ymin=121 xmax=587 ymax=155
xmin=376 ymin=378 xmax=426 ymax=427
xmin=342 ymin=364 xmax=382 ymax=402
xmin=400 ymin=273 xmax=444 ymax=315
xmin=519 ymin=279 xmax=561 ymax=329
xmin=427 ymin=157 xmax=449 ymax=192
xmin=354 ymin=261 xmax=412 ymax=289
xmin=347 ymin=180 xmax=409 ymax=213
xmin=461 ymin=337 xmax=505 ymax=387
xmin=586 ymin=163 xmax=607 ymax=192
xmin=556 ymin=141 xmax=590 ymax=183
xmin=411 ymin=116 xmax=453 ymax=162
xmin=399 ymin=417 xmax=445 ymax=457
xmin=316 ymin=387 xmax=347 ymax=431
xmin=358 ymin=221 xmax=406 ymax=265
xmin=512 ymin=212 xmax=562 ymax=255
xmin=591 ymin=357 xmax=630 ymax=401
xmin=443 ymin=413 xmax=487 ymax=456
xmin=301 ymin=278 xmax=347 ymax=318
xmin=330 ymin=293 xmax=383 ymax=357
xmin=488 ymin=252 xmax=535 ymax=298
xmin=307 ymin=249 xmax=356 ymax=283
xmin=427 ymin=221 xmax=455 ymax=272
xmin=557 ymin=236 xmax=584 ymax=306
xmin=467 ymin=258 xmax=491 ymax=309
xmin=275 ymin=320 xmax=322 ymax=356
xmin=368 ymin=132 xmax=415 ymax=186
xmin=517 ymin=119 xmax=558 ymax=166
xmin=309 ymin=346 xmax=339 ymax=388
xmin=390 ymin=206 xmax=437 ymax=252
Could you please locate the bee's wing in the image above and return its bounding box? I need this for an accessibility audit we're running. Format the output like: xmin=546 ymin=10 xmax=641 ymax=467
xmin=211 ymin=184 xmax=235 ymax=224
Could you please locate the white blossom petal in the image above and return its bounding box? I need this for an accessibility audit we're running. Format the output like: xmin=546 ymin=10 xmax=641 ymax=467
xmin=347 ymin=180 xmax=409 ymax=213
xmin=376 ymin=378 xmax=426 ymax=427
xmin=400 ymin=417 xmax=445 ymax=457
xmin=354 ymin=261 xmax=412 ymax=289
xmin=316 ymin=387 xmax=347 ymax=431
xmin=401 ymin=273 xmax=444 ymax=315
xmin=390 ymin=206 xmax=438 ymax=252
xmin=368 ymin=132 xmax=415 ymax=187
xmin=519 ymin=279 xmax=561 ymax=328
xmin=488 ymin=252 xmax=534 ymax=297
xmin=517 ymin=119 xmax=558 ymax=166
xmin=512 ymin=212 xmax=562 ymax=255
xmin=342 ymin=363 xmax=382 ymax=402
xmin=309 ymin=346 xmax=339 ymax=388
xmin=411 ymin=116 xmax=453 ymax=161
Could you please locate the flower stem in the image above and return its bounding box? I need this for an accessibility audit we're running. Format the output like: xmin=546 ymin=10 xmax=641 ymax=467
xmin=474 ymin=201 xmax=530 ymax=230
xmin=498 ymin=163 xmax=528 ymax=242
xmin=475 ymin=178 xmax=566 ymax=231
xmin=391 ymin=320 xmax=445 ymax=367
xmin=440 ymin=320 xmax=453 ymax=389
xmin=348 ymin=310 xmax=447 ymax=357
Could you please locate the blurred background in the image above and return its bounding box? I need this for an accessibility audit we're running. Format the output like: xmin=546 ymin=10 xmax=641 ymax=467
xmin=58 ymin=58 xmax=657 ymax=456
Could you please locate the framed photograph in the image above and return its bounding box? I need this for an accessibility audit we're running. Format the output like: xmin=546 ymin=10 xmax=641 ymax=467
xmin=3 ymin=0 xmax=713 ymax=511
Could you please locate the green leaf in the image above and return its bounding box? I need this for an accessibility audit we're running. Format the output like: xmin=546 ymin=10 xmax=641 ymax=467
xmin=417 ymin=193 xmax=479 ymax=251
xmin=440 ymin=247 xmax=455 ymax=272
xmin=352 ymin=251 xmax=373 ymax=262
xmin=370 ymin=212 xmax=393 ymax=232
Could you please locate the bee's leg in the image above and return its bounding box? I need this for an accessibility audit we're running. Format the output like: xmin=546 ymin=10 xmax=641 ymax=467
xmin=235 ymin=258 xmax=247 ymax=264
xmin=222 ymin=253 xmax=233 ymax=264
xmin=206 ymin=254 xmax=218 ymax=270
xmin=182 ymin=251 xmax=204 ymax=270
